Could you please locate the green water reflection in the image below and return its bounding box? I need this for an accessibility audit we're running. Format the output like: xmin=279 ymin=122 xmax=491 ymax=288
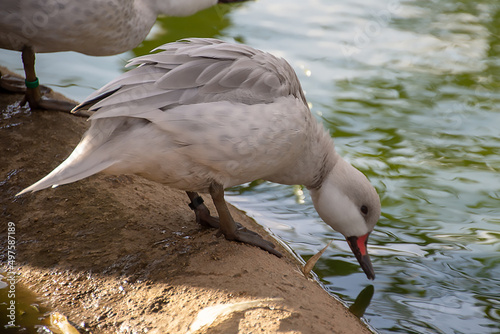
xmin=349 ymin=285 xmax=375 ymax=318
xmin=0 ymin=275 xmax=52 ymax=333
xmin=132 ymin=5 xmax=239 ymax=57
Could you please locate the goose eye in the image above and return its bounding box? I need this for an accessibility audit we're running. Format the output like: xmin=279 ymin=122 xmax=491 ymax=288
xmin=361 ymin=205 xmax=368 ymax=215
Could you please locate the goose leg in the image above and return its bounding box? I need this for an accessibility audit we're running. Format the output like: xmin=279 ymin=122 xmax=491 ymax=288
xmin=186 ymin=191 xmax=220 ymax=228
xmin=19 ymin=46 xmax=77 ymax=113
xmin=208 ymin=182 xmax=282 ymax=257
xmin=186 ymin=191 xmax=256 ymax=231
xmin=1 ymin=71 xmax=56 ymax=95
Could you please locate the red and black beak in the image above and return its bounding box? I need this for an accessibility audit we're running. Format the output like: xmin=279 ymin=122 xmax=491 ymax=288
xmin=346 ymin=233 xmax=375 ymax=280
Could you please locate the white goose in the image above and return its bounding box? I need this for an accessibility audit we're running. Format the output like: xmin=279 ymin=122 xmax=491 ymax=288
xmin=17 ymin=38 xmax=381 ymax=279
xmin=0 ymin=0 xmax=241 ymax=111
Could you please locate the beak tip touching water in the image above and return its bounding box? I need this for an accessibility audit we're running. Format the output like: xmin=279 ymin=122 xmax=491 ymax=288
xmin=346 ymin=234 xmax=375 ymax=280
xmin=360 ymin=254 xmax=375 ymax=280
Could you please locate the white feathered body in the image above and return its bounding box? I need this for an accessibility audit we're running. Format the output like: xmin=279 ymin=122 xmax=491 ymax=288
xmin=0 ymin=0 xmax=219 ymax=55
xmin=19 ymin=38 xmax=336 ymax=194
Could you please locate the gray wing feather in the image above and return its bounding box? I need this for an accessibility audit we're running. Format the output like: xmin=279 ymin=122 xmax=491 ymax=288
xmin=82 ymin=65 xmax=163 ymax=102
xmin=196 ymin=60 xmax=234 ymax=84
xmin=74 ymin=38 xmax=306 ymax=118
xmin=156 ymin=58 xmax=218 ymax=90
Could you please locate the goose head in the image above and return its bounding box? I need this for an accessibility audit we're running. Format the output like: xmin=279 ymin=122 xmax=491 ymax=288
xmin=310 ymin=158 xmax=381 ymax=280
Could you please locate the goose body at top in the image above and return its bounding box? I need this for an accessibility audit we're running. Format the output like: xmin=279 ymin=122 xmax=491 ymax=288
xmin=0 ymin=0 xmax=237 ymax=111
xmin=0 ymin=0 xmax=224 ymax=55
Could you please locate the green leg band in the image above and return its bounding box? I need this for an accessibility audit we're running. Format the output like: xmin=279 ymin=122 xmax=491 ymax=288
xmin=25 ymin=77 xmax=39 ymax=89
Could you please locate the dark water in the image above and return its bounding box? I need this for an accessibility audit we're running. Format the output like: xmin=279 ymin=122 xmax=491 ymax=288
xmin=1 ymin=0 xmax=498 ymax=333
xmin=0 ymin=273 xmax=53 ymax=333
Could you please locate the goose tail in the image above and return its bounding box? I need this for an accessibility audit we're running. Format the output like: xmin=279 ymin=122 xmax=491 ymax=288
xmin=16 ymin=129 xmax=116 ymax=196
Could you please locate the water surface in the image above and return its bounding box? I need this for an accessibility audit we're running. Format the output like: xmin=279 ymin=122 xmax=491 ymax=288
xmin=1 ymin=1 xmax=499 ymax=333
